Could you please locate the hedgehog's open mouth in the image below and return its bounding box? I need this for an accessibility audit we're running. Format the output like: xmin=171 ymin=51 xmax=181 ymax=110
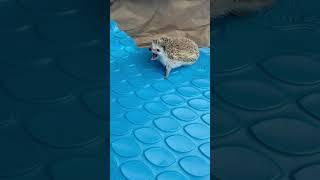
xmin=151 ymin=53 xmax=158 ymax=60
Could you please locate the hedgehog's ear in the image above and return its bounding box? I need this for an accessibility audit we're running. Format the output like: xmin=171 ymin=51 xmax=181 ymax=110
xmin=162 ymin=45 xmax=166 ymax=52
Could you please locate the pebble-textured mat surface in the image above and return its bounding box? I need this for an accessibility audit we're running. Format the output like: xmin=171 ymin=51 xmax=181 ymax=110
xmin=110 ymin=20 xmax=210 ymax=180
xmin=213 ymin=0 xmax=320 ymax=179
xmin=0 ymin=0 xmax=107 ymax=180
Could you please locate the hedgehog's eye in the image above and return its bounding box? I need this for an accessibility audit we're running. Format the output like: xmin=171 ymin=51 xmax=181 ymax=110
xmin=148 ymin=48 xmax=152 ymax=51
xmin=156 ymin=49 xmax=160 ymax=52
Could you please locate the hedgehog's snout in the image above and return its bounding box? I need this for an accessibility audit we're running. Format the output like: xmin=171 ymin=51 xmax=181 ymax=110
xmin=149 ymin=47 xmax=160 ymax=60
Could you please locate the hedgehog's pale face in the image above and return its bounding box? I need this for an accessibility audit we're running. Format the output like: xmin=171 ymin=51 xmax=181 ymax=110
xmin=149 ymin=41 xmax=165 ymax=61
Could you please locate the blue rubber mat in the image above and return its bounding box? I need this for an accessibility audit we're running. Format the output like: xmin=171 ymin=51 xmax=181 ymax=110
xmin=0 ymin=1 xmax=107 ymax=180
xmin=110 ymin=21 xmax=210 ymax=179
xmin=213 ymin=0 xmax=320 ymax=179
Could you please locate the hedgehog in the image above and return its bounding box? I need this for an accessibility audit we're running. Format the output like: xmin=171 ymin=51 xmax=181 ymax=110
xmin=149 ymin=36 xmax=200 ymax=79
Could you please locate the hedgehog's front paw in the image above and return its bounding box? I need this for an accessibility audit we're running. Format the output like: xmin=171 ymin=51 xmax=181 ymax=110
xmin=164 ymin=65 xmax=172 ymax=80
